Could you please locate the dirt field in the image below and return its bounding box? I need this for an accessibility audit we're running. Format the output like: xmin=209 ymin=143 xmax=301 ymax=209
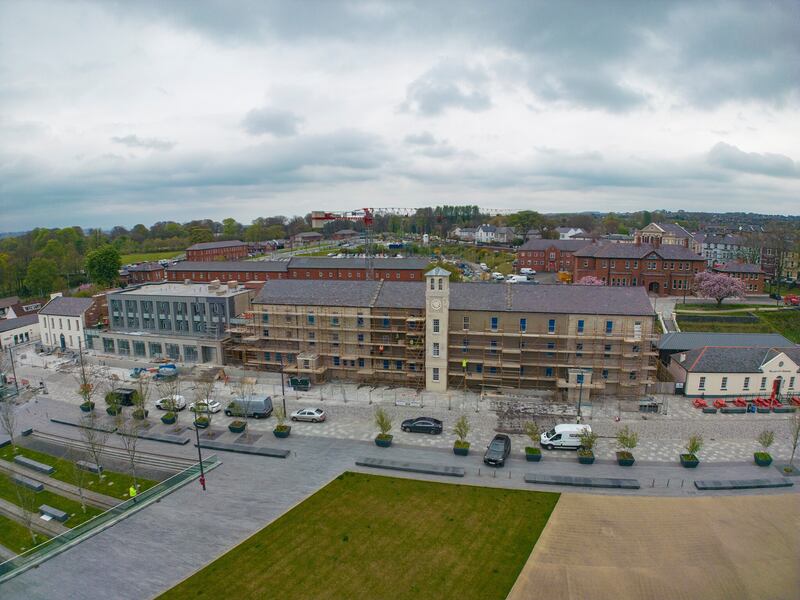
xmin=508 ymin=493 xmax=800 ymax=600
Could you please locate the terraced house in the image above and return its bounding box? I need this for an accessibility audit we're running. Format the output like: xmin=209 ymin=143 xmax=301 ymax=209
xmin=225 ymin=269 xmax=657 ymax=402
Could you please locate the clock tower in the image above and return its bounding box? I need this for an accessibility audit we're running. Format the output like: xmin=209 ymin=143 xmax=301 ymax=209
xmin=425 ymin=267 xmax=450 ymax=392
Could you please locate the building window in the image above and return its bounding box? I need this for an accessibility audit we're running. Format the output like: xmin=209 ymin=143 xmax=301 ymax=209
xmin=546 ymin=342 xmax=555 ymax=357
xmin=333 ymin=356 xmax=340 ymax=366
xmin=490 ymin=340 xmax=497 ymax=354
xmin=358 ymin=358 xmax=365 ymax=368
xmin=102 ymin=338 xmax=115 ymax=353
xmin=548 ymin=319 xmax=555 ymax=334
xmin=432 ymin=342 xmax=440 ymax=357
xmin=604 ymin=344 xmax=611 ymax=358
xmin=438 ymin=278 xmax=443 ymax=290
xmin=357 ymin=333 xmax=364 ymax=343
xmin=602 ymin=369 xmax=609 ymax=379
xmin=462 ymin=339 xmax=469 ymax=353
xmin=382 ymin=317 xmax=390 ymax=328
xmin=743 ymin=376 xmax=750 ymax=390
xmin=721 ymin=377 xmax=728 ymax=390
xmin=789 ymin=377 xmax=795 ymax=389
xmin=396 ymin=360 xmax=403 ymax=370
xmin=490 ymin=316 xmax=498 ymax=331
xmin=307 ymin=314 xmax=315 ymax=324
xmin=463 ymin=316 xmax=469 ymax=330
xmin=605 ymin=320 xmax=613 ymax=334
xmin=357 ymin=315 xmax=364 ymax=327
xmin=576 ymin=373 xmax=584 ymax=384
xmin=545 ymin=367 xmax=553 ymax=377
xmin=432 ymin=367 xmax=440 ymax=381
xmin=430 ymin=278 xmax=435 ymax=290
xmin=433 ymin=318 xmax=440 ymax=333
xmin=699 ymin=376 xmax=706 ymax=390
xmin=629 ymin=371 xmax=637 ymax=381
xmin=577 ymin=320 xmax=584 ymax=334
xmin=475 ymin=364 xmax=483 ymax=374
xmin=576 ymin=343 xmax=583 ymax=357
xmin=331 ymin=316 xmax=339 ymax=327
xmin=519 ymin=318 xmax=527 ymax=332
xmin=760 ymin=377 xmax=767 ymax=390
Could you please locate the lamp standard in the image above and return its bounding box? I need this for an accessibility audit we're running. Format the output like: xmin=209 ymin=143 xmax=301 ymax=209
xmin=279 ymin=356 xmax=286 ymax=417
xmin=576 ymin=369 xmax=588 ymax=421
xmin=190 ymin=424 xmax=206 ymax=491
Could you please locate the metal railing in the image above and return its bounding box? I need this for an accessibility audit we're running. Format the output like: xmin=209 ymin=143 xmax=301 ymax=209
xmin=0 ymin=454 xmax=220 ymax=583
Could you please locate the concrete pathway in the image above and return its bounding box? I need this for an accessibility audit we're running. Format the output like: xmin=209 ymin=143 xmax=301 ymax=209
xmin=0 ymin=498 xmax=68 ymax=537
xmin=0 ymin=460 xmax=118 ymax=509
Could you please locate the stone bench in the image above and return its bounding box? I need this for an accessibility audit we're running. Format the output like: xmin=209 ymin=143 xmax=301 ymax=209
xmin=694 ymin=478 xmax=793 ymax=491
xmin=197 ymin=440 xmax=289 ymax=458
xmin=14 ymin=455 xmax=55 ymax=474
xmin=773 ymin=407 xmax=796 ymax=413
xmin=355 ymin=457 xmax=465 ymax=478
xmin=12 ymin=474 xmax=44 ymax=492
xmin=720 ymin=407 xmax=746 ymax=414
xmin=76 ymin=460 xmax=103 ymax=474
xmin=39 ymin=504 xmax=68 ymax=522
xmin=50 ymin=417 xmax=117 ymax=433
xmin=117 ymin=431 xmax=190 ymax=445
xmin=524 ymin=474 xmax=640 ymax=490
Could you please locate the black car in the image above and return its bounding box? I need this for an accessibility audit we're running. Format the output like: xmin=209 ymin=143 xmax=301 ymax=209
xmin=484 ymin=434 xmax=511 ymax=467
xmin=401 ymin=417 xmax=443 ymax=434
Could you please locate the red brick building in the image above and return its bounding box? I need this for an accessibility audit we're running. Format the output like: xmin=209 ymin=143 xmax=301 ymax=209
xmin=166 ymin=257 xmax=429 ymax=283
xmin=573 ymin=239 xmax=706 ymax=296
xmin=120 ymin=262 xmax=165 ymax=285
xmin=516 ymin=239 xmax=589 ymax=273
xmin=185 ymin=240 xmax=249 ymax=261
xmin=290 ymin=231 xmax=324 ymax=247
xmin=331 ymin=229 xmax=360 ymax=241
xmin=711 ymin=262 xmax=765 ymax=294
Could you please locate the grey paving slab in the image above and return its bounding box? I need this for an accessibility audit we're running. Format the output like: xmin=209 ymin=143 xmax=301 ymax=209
xmin=197 ymin=440 xmax=290 ymax=458
xmin=355 ymin=456 xmax=465 ymax=477
xmin=694 ymin=479 xmax=793 ymax=490
xmin=524 ymin=474 xmax=640 ymax=489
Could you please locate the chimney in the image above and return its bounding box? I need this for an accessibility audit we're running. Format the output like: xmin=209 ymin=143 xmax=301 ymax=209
xmin=635 ymin=234 xmax=641 ymax=246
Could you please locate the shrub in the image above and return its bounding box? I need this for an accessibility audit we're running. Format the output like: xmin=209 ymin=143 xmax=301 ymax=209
xmin=757 ymin=430 xmax=774 ymax=452
xmin=578 ymin=428 xmax=598 ymax=452
xmin=453 ymin=415 xmax=470 ymax=444
xmin=374 ymin=407 xmax=392 ymax=437
xmin=616 ymin=426 xmax=639 ymax=454
xmin=685 ymin=433 xmax=703 ymax=457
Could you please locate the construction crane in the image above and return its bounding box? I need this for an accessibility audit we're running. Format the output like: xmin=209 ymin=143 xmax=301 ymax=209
xmin=311 ymin=208 xmax=377 ymax=279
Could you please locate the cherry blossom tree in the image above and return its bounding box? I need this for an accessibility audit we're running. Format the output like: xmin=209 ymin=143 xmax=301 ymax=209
xmin=694 ymin=271 xmax=746 ymax=305
xmin=576 ymin=276 xmax=605 ymax=286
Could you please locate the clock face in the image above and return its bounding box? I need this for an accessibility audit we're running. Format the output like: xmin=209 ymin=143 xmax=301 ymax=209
xmin=430 ymin=298 xmax=442 ymax=311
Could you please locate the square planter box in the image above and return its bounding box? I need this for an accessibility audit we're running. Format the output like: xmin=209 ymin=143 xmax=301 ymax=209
xmin=577 ymin=453 xmax=595 ymax=465
xmin=680 ymin=454 xmax=699 ymax=468
xmin=701 ymin=407 xmax=717 ymax=414
xmin=161 ymin=414 xmax=177 ymax=425
xmin=273 ymin=426 xmax=291 ymax=438
xmin=80 ymin=402 xmax=95 ymax=413
xmin=756 ymin=407 xmax=771 ymax=414
xmin=194 ymin=419 xmax=210 ymax=429
xmin=720 ymin=407 xmax=746 ymax=414
xmin=375 ymin=435 xmax=393 ymax=448
xmin=453 ymin=445 xmax=470 ymax=456
xmin=616 ymin=452 xmax=635 ymax=467
xmin=229 ymin=422 xmax=247 ymax=434
xmin=754 ymin=453 xmax=773 ymax=467
xmin=773 ymin=407 xmax=796 ymax=413
xmin=526 ymin=450 xmax=542 ymax=462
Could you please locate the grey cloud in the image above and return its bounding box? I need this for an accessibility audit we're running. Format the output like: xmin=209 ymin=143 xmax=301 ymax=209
xmin=707 ymin=142 xmax=799 ymax=178
xmin=241 ymin=107 xmax=304 ymax=137
xmin=111 ymin=134 xmax=175 ymax=151
xmin=403 ymin=131 xmax=474 ymax=159
xmin=401 ymin=61 xmax=491 ymax=116
xmin=529 ymin=71 xmax=647 ymax=112
xmin=404 ymin=132 xmax=436 ymax=146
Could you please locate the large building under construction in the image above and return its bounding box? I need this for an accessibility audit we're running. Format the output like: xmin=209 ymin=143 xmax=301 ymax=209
xmin=225 ymin=269 xmax=658 ymax=401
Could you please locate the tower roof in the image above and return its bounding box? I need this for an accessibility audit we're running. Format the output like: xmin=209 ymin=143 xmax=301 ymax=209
xmin=425 ymin=266 xmax=451 ymax=277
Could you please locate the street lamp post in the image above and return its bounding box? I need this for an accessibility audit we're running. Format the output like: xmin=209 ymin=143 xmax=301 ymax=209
xmin=191 ymin=425 xmax=206 ymax=491
xmin=279 ymin=357 xmax=286 ymax=417
xmin=576 ymin=370 xmax=586 ymax=422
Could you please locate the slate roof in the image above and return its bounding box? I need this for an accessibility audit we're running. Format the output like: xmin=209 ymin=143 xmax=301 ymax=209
xmin=39 ymin=296 xmax=94 ymax=317
xmin=656 ymin=222 xmax=693 ymax=238
xmin=425 ymin=266 xmax=451 ymax=277
xmin=289 ymin=257 xmax=429 ymax=270
xmin=518 ymin=239 xmax=590 ymax=252
xmin=167 ymin=261 xmax=289 ymax=273
xmin=126 ymin=262 xmax=165 ymax=272
xmin=713 ymin=263 xmax=763 ymax=274
xmin=700 ymin=234 xmax=749 ymax=246
xmin=187 ymin=240 xmax=247 ymax=250
xmin=659 ymin=332 xmax=794 ymax=351
xmin=0 ymin=314 xmax=39 ymax=333
xmin=574 ymin=242 xmax=703 ymax=260
xmin=254 ymin=280 xmax=654 ymax=316
xmin=675 ymin=346 xmax=800 ymax=373
xmin=0 ymin=296 xmax=20 ymax=309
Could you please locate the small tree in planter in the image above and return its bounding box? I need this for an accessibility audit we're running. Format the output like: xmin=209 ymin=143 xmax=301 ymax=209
xmin=453 ymin=415 xmax=471 ymax=456
xmin=74 ymin=348 xmax=98 ymax=413
xmin=615 ymin=426 xmax=638 ymax=466
xmin=156 ymin=376 xmax=181 ymax=429
xmin=192 ymin=380 xmax=215 ymax=430
xmin=681 ymin=433 xmax=703 ymax=468
xmin=524 ymin=421 xmax=542 ymax=462
xmin=374 ymin=407 xmax=393 ymax=447
xmin=230 ymin=375 xmax=256 ymax=435
xmin=754 ymin=430 xmax=774 ymax=466
xmin=577 ymin=428 xmax=598 ymax=464
xmin=131 ymin=378 xmax=150 ymax=421
xmin=273 ymin=405 xmax=290 ymax=438
xmin=784 ymin=412 xmax=800 ymax=474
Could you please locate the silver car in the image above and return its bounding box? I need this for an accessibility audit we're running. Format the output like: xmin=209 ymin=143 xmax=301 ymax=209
xmin=290 ymin=408 xmax=326 ymax=423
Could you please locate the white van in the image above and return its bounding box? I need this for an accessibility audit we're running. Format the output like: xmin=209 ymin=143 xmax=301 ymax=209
xmin=479 ymin=263 xmax=489 ymax=271
xmin=519 ymin=267 xmax=536 ymax=276
xmin=506 ymin=275 xmax=528 ymax=283
xmin=491 ymin=272 xmax=505 ymax=281
xmin=540 ymin=424 xmax=591 ymax=450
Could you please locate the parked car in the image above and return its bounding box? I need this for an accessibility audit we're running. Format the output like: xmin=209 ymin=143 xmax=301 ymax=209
xmin=224 ymin=395 xmax=273 ymax=419
xmin=483 ymin=434 xmax=511 ymax=466
xmin=291 ymin=408 xmax=326 ymax=422
xmin=155 ymin=395 xmax=186 ymax=411
xmin=519 ymin=267 xmax=536 ymax=276
xmin=540 ymin=424 xmax=591 ymax=450
xmin=189 ymin=399 xmax=222 ymax=414
xmin=479 ymin=263 xmax=489 ymax=271
xmin=491 ymin=272 xmax=505 ymax=281
xmin=506 ymin=275 xmax=528 ymax=284
xmin=401 ymin=417 xmax=443 ymax=434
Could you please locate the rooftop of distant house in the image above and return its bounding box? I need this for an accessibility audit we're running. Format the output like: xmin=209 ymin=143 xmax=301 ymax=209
xmin=187 ymin=240 xmax=248 ymax=251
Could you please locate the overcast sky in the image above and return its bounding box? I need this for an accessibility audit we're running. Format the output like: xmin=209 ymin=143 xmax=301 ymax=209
xmin=1 ymin=0 xmax=799 ymax=231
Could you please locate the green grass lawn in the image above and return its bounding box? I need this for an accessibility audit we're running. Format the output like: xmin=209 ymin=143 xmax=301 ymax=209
xmin=0 ymin=513 xmax=50 ymax=555
xmin=0 ymin=445 xmax=158 ymax=500
xmin=676 ymin=310 xmax=800 ymax=342
xmin=120 ymin=251 xmax=182 ymax=264
xmin=0 ymin=472 xmax=103 ymax=527
xmin=160 ymin=472 xmax=559 ymax=600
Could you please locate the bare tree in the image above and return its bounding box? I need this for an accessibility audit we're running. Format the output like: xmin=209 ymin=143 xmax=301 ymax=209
xmin=230 ymin=374 xmax=256 ymax=437
xmin=192 ymin=380 xmax=216 ymax=430
xmin=73 ymin=339 xmax=99 ymax=411
xmin=790 ymin=412 xmax=800 ymax=467
xmin=78 ymin=409 xmax=112 ymax=479
xmin=0 ymin=394 xmax=17 ymax=451
xmin=65 ymin=447 xmax=91 ymax=514
xmin=13 ymin=483 xmax=41 ymax=547
xmin=155 ymin=374 xmax=182 ymax=430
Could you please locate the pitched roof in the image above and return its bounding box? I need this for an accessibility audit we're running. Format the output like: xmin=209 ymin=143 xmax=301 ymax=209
xmin=519 ymin=239 xmax=590 ymax=252
xmin=713 ymin=262 xmax=763 ymax=274
xmin=0 ymin=313 xmax=39 ymax=333
xmin=292 ymin=231 xmax=323 ymax=238
xmin=333 ymin=229 xmax=359 ymax=235
xmin=659 ymin=332 xmax=794 ymax=351
xmin=289 ymin=257 xmax=429 ymax=270
xmin=656 ymin=222 xmax=693 ymax=238
xmin=167 ymin=260 xmax=289 ymax=273
xmin=0 ymin=296 xmax=20 ymax=309
xmin=187 ymin=240 xmax=247 ymax=250
xmin=574 ymin=242 xmax=703 ymax=260
xmin=425 ymin=266 xmax=451 ymax=277
xmin=126 ymin=262 xmax=165 ymax=272
xmin=254 ymin=280 xmax=382 ymax=307
xmin=39 ymin=296 xmax=94 ymax=317
xmin=675 ymin=346 xmax=800 ymax=373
